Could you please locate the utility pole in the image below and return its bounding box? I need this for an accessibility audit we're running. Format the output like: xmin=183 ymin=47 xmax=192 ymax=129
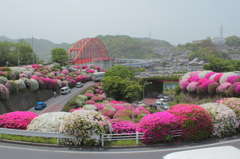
xmin=32 ymin=36 xmax=34 ymax=64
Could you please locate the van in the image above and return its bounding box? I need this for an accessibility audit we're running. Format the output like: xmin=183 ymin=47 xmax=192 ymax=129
xmin=60 ymin=86 xmax=71 ymax=95
xmin=76 ymin=82 xmax=83 ymax=88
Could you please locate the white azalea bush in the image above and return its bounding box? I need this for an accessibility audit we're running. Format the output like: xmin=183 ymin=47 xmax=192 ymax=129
xmin=0 ymin=77 xmax=8 ymax=84
xmin=15 ymin=79 xmax=26 ymax=91
xmin=76 ymin=94 xmax=88 ymax=101
xmin=198 ymin=70 xmax=212 ymax=79
xmin=219 ymin=72 xmax=238 ymax=84
xmin=28 ymin=79 xmax=39 ymax=91
xmin=200 ymin=103 xmax=239 ymax=137
xmin=27 ymin=112 xmax=69 ymax=132
xmin=59 ymin=110 xmax=112 ymax=146
xmin=83 ymin=104 xmax=97 ymax=110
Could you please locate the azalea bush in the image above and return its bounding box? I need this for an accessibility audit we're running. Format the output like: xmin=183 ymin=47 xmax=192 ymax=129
xmin=220 ymin=98 xmax=240 ymax=123
xmin=110 ymin=120 xmax=136 ymax=134
xmin=27 ymin=112 xmax=69 ymax=132
xmin=137 ymin=112 xmax=180 ymax=144
xmin=0 ymin=84 xmax=9 ymax=100
xmin=0 ymin=76 xmax=8 ymax=84
xmin=28 ymin=79 xmax=39 ymax=91
xmin=59 ymin=110 xmax=112 ymax=146
xmin=0 ymin=111 xmax=38 ymax=130
xmin=83 ymin=104 xmax=97 ymax=110
xmin=5 ymin=80 xmax=18 ymax=94
xmin=15 ymin=79 xmax=26 ymax=92
xmin=200 ymin=103 xmax=239 ymax=137
xmin=99 ymin=109 xmax=115 ymax=118
xmin=167 ymin=104 xmax=213 ymax=141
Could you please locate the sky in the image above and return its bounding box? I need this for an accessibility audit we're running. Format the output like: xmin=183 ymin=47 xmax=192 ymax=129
xmin=1 ymin=0 xmax=240 ymax=46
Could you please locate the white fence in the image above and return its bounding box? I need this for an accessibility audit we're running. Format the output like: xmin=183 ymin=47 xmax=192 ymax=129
xmin=0 ymin=128 xmax=182 ymax=146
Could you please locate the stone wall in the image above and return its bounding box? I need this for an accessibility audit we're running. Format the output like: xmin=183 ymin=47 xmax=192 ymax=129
xmin=0 ymin=89 xmax=54 ymax=115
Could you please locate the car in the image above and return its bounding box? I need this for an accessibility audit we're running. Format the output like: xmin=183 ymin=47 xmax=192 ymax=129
xmin=160 ymin=102 xmax=170 ymax=110
xmin=157 ymin=94 xmax=169 ymax=101
xmin=140 ymin=72 xmax=149 ymax=76
xmin=60 ymin=86 xmax=71 ymax=95
xmin=76 ymin=82 xmax=83 ymax=88
xmin=155 ymin=99 xmax=163 ymax=105
xmin=34 ymin=102 xmax=47 ymax=110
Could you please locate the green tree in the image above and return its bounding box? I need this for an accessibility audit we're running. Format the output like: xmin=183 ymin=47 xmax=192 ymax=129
xmin=203 ymin=57 xmax=236 ymax=72
xmin=51 ymin=48 xmax=69 ymax=64
xmin=104 ymin=65 xmax=134 ymax=79
xmin=225 ymin=35 xmax=240 ymax=47
xmin=17 ymin=39 xmax=34 ymax=65
xmin=0 ymin=41 xmax=13 ymax=66
xmin=123 ymin=81 xmax=142 ymax=102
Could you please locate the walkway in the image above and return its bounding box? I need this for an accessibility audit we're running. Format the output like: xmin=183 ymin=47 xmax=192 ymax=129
xmin=143 ymin=98 xmax=158 ymax=106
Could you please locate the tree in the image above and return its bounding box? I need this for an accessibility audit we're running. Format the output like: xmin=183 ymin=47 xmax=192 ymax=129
xmin=51 ymin=48 xmax=69 ymax=64
xmin=17 ymin=39 xmax=34 ymax=65
xmin=203 ymin=57 xmax=236 ymax=72
xmin=0 ymin=41 xmax=13 ymax=66
xmin=104 ymin=65 xmax=134 ymax=79
xmin=225 ymin=35 xmax=240 ymax=47
xmin=123 ymin=81 xmax=142 ymax=102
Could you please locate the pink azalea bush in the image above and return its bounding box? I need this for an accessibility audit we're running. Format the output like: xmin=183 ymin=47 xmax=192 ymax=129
xmin=110 ymin=120 xmax=136 ymax=133
xmin=85 ymin=100 xmax=96 ymax=104
xmin=186 ymin=82 xmax=198 ymax=92
xmin=187 ymin=75 xmax=199 ymax=82
xmin=0 ymin=111 xmax=38 ymax=130
xmin=205 ymin=72 xmax=216 ymax=79
xmin=220 ymin=98 xmax=240 ymax=123
xmin=84 ymin=93 xmax=94 ymax=99
xmin=226 ymin=76 xmax=238 ymax=84
xmin=99 ymin=109 xmax=115 ymax=118
xmin=218 ymin=82 xmax=231 ymax=93
xmin=213 ymin=73 xmax=224 ymax=83
xmin=93 ymin=103 xmax=104 ymax=110
xmin=137 ymin=112 xmax=180 ymax=144
xmin=167 ymin=104 xmax=213 ymax=141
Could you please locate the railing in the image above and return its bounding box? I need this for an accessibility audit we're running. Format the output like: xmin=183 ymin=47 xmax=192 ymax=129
xmin=0 ymin=128 xmax=182 ymax=146
xmin=0 ymin=128 xmax=74 ymax=145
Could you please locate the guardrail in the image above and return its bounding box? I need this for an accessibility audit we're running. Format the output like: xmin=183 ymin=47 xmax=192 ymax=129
xmin=0 ymin=128 xmax=74 ymax=145
xmin=0 ymin=128 xmax=182 ymax=146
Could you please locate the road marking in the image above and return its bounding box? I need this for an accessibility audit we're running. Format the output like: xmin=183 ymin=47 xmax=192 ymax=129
xmin=1 ymin=138 xmax=240 ymax=154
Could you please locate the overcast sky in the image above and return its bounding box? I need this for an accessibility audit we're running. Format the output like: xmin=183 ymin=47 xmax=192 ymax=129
xmin=1 ymin=0 xmax=240 ymax=46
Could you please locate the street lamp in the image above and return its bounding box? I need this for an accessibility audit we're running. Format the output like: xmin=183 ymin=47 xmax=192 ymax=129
xmin=143 ymin=82 xmax=152 ymax=101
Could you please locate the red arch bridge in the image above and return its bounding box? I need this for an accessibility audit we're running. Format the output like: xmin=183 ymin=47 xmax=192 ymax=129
xmin=67 ymin=38 xmax=111 ymax=66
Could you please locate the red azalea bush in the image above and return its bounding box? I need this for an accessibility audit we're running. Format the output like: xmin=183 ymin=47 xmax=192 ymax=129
xmin=187 ymin=75 xmax=199 ymax=82
xmin=213 ymin=73 xmax=224 ymax=83
xmin=0 ymin=111 xmax=38 ymax=130
xmin=197 ymin=78 xmax=208 ymax=85
xmin=110 ymin=120 xmax=136 ymax=134
xmin=137 ymin=112 xmax=180 ymax=144
xmin=226 ymin=76 xmax=239 ymax=84
xmin=99 ymin=109 xmax=115 ymax=118
xmin=167 ymin=104 xmax=213 ymax=141
xmin=199 ymin=80 xmax=213 ymax=92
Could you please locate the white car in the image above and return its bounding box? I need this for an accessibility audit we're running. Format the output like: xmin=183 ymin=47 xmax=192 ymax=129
xmin=60 ymin=86 xmax=71 ymax=95
xmin=140 ymin=72 xmax=149 ymax=76
xmin=76 ymin=82 xmax=83 ymax=88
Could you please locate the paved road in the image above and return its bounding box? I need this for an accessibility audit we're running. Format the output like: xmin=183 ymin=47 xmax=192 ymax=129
xmin=28 ymin=81 xmax=95 ymax=114
xmin=0 ymin=135 xmax=240 ymax=159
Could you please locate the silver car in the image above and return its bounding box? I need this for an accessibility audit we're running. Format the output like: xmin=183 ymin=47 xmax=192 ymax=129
xmin=160 ymin=102 xmax=170 ymax=110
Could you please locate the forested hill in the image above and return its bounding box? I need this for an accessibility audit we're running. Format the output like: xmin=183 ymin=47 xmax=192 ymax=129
xmin=0 ymin=35 xmax=173 ymax=61
xmin=97 ymin=35 xmax=172 ymax=59
xmin=0 ymin=36 xmax=72 ymax=61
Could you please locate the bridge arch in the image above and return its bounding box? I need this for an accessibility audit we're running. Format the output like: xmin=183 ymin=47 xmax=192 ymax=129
xmin=67 ymin=38 xmax=110 ymax=64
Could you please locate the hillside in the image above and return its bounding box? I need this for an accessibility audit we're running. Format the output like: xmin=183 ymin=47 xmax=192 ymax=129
xmin=0 ymin=35 xmax=174 ymax=61
xmin=0 ymin=36 xmax=72 ymax=61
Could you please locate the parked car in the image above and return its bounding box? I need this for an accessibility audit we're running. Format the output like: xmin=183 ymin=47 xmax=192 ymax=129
xmin=140 ymin=72 xmax=149 ymax=76
xmin=160 ymin=102 xmax=170 ymax=110
xmin=157 ymin=94 xmax=169 ymax=101
xmin=76 ymin=82 xmax=83 ymax=88
xmin=34 ymin=102 xmax=47 ymax=110
xmin=60 ymin=86 xmax=71 ymax=95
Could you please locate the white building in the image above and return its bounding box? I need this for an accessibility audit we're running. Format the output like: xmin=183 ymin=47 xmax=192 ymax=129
xmin=212 ymin=37 xmax=226 ymax=45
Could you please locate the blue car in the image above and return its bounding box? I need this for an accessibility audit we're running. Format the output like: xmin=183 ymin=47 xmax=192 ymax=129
xmin=34 ymin=102 xmax=47 ymax=110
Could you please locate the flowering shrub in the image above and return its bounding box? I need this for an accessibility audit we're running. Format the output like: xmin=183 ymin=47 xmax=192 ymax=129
xmin=225 ymin=82 xmax=240 ymax=97
xmin=113 ymin=112 xmax=130 ymax=120
xmin=85 ymin=100 xmax=96 ymax=104
xmin=93 ymin=103 xmax=104 ymax=110
xmin=15 ymin=79 xmax=26 ymax=91
xmin=226 ymin=76 xmax=238 ymax=84
xmin=199 ymin=80 xmax=213 ymax=92
xmin=181 ymin=74 xmax=191 ymax=80
xmin=27 ymin=112 xmax=69 ymax=132
xmin=205 ymin=72 xmax=216 ymax=79
xmin=0 ymin=84 xmax=9 ymax=100
xmin=181 ymin=82 xmax=190 ymax=92
xmin=198 ymin=70 xmax=212 ymax=79
xmin=116 ymin=108 xmax=134 ymax=117
xmin=219 ymin=72 xmax=238 ymax=84
xmin=112 ymin=105 xmax=125 ymax=111
xmin=236 ymin=85 xmax=240 ymax=95
xmin=99 ymin=109 xmax=115 ymax=118
xmin=197 ymin=78 xmax=208 ymax=85
xmin=220 ymin=98 xmax=240 ymax=123
xmin=23 ymin=71 xmax=32 ymax=78
xmin=137 ymin=112 xmax=180 ymax=144
xmin=213 ymin=73 xmax=224 ymax=83
xmin=167 ymin=104 xmax=213 ymax=141
xmin=37 ymin=78 xmax=45 ymax=89
xmin=19 ymin=73 xmax=28 ymax=78
xmin=104 ymin=105 xmax=116 ymax=112
xmin=83 ymin=104 xmax=97 ymax=110
xmin=209 ymin=73 xmax=219 ymax=81
xmin=208 ymin=82 xmax=219 ymax=96
xmin=91 ymin=96 xmax=103 ymax=102
xmin=200 ymin=103 xmax=239 ymax=137
xmin=28 ymin=79 xmax=39 ymax=91
xmin=61 ymin=69 xmax=69 ymax=74
xmin=0 ymin=111 xmax=38 ymax=130
xmin=59 ymin=110 xmax=112 ymax=146
xmin=179 ymin=79 xmax=188 ymax=89
xmin=69 ymin=107 xmax=82 ymax=112
xmin=110 ymin=120 xmax=136 ymax=133
xmin=187 ymin=75 xmax=199 ymax=82
xmin=5 ymin=80 xmax=18 ymax=94
xmin=186 ymin=82 xmax=198 ymax=92
xmin=234 ymin=76 xmax=240 ymax=83
xmin=218 ymin=82 xmax=231 ymax=93
xmin=84 ymin=93 xmax=94 ymax=99
xmin=44 ymin=78 xmax=53 ymax=90
xmin=76 ymin=94 xmax=88 ymax=101
xmin=0 ymin=76 xmax=8 ymax=84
